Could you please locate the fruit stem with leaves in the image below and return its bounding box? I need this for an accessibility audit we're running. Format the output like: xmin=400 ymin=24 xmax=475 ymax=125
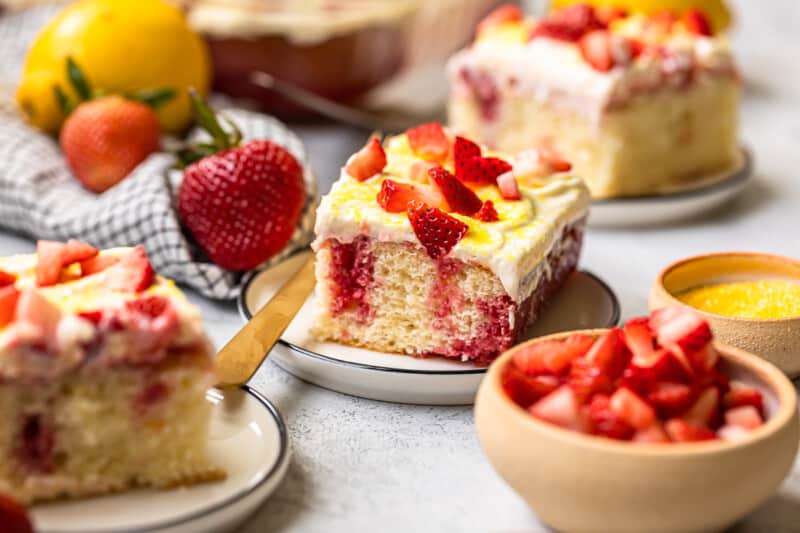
xmin=175 ymin=89 xmax=243 ymax=168
xmin=53 ymin=56 xmax=176 ymax=116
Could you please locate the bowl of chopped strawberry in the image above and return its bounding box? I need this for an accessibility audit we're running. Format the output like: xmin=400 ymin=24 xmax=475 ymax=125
xmin=474 ymin=307 xmax=799 ymax=533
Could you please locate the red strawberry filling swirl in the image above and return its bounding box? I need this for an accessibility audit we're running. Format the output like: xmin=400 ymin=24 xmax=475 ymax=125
xmin=328 ymin=236 xmax=376 ymax=323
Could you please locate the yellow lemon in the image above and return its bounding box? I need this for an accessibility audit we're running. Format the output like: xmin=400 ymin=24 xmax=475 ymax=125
xmin=17 ymin=0 xmax=210 ymax=134
xmin=549 ymin=0 xmax=732 ymax=32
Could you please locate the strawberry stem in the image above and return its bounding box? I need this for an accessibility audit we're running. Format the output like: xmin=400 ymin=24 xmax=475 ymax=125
xmin=66 ymin=57 xmax=92 ymax=102
xmin=175 ymin=88 xmax=243 ymax=168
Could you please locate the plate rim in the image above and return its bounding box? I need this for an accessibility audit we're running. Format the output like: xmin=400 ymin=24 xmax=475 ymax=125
xmin=238 ymin=268 xmax=621 ymax=376
xmin=38 ymin=386 xmax=289 ymax=533
xmin=591 ymin=146 xmax=752 ymax=205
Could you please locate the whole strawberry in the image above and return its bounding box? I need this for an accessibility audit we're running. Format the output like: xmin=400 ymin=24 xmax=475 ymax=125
xmin=55 ymin=57 xmax=173 ymax=193
xmin=177 ymin=92 xmax=305 ymax=271
xmin=60 ymin=95 xmax=160 ymax=192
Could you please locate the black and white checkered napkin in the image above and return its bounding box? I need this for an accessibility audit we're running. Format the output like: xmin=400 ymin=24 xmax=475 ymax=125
xmin=0 ymin=6 xmax=318 ymax=300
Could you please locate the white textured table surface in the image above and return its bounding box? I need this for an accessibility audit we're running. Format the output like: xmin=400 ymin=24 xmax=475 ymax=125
xmin=3 ymin=0 xmax=800 ymax=531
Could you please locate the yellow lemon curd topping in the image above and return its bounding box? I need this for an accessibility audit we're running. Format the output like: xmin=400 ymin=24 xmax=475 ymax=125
xmin=677 ymin=280 xmax=800 ymax=319
xmin=312 ymin=134 xmax=591 ymax=302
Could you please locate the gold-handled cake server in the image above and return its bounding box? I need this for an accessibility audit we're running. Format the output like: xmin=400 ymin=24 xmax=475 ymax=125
xmin=215 ymin=255 xmax=315 ymax=388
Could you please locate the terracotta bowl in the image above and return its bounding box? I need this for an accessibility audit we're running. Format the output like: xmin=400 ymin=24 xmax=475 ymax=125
xmin=475 ymin=329 xmax=799 ymax=533
xmin=649 ymin=252 xmax=800 ymax=376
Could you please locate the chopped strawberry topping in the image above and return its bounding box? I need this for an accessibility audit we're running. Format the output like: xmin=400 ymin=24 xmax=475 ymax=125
xmin=682 ymin=387 xmax=719 ymax=427
xmin=103 ymin=246 xmax=155 ymax=292
xmin=724 ymin=405 xmax=763 ymax=430
xmin=609 ymin=387 xmax=656 ymax=430
xmin=579 ymin=30 xmax=636 ymax=72
xmin=496 ymin=171 xmax=521 ymax=200
xmin=647 ymin=382 xmax=695 ymax=418
xmin=377 ymin=179 xmax=446 ymax=213
xmin=0 ymin=270 xmax=16 ymax=288
xmin=568 ymin=357 xmax=613 ymax=402
xmin=477 ymin=3 xmax=523 ymax=35
xmin=502 ymin=365 xmax=559 ymax=408
xmin=623 ymin=317 xmax=656 ymax=363
xmin=632 ymin=422 xmax=670 ymax=443
xmin=63 ymin=239 xmax=98 ymax=264
xmin=683 ymin=9 xmax=713 ymax=36
xmin=406 ymin=201 xmax=468 ymax=260
xmin=0 ymin=493 xmax=34 ymax=533
xmin=529 ymin=386 xmax=587 ymax=431
xmin=514 ymin=335 xmax=595 ymax=376
xmin=427 ymin=167 xmax=482 ymax=216
xmin=345 ymin=138 xmax=387 ymax=181
xmin=588 ymin=394 xmax=634 ymax=440
xmin=650 ymin=306 xmax=712 ymax=357
xmin=664 ymin=419 xmax=715 ymax=442
xmin=584 ymin=328 xmax=630 ymax=381
xmin=457 ymin=156 xmax=513 ymax=185
xmin=14 ymin=289 xmax=61 ymax=347
xmin=453 ymin=136 xmax=482 ymax=178
xmin=530 ymin=4 xmax=605 ymax=42
xmin=80 ymin=254 xmax=120 ymax=276
xmin=0 ymin=285 xmax=20 ymax=327
xmin=36 ymin=240 xmax=66 ymax=287
xmin=475 ymin=200 xmax=499 ymax=222
xmin=723 ymin=381 xmax=764 ymax=413
xmin=406 ymin=122 xmax=450 ymax=161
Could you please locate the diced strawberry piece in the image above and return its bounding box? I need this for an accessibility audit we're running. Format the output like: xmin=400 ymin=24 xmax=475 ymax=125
xmin=345 ymin=138 xmax=387 ymax=181
xmin=0 ymin=270 xmax=16 ymax=288
xmin=723 ymin=381 xmax=764 ymax=413
xmin=695 ymin=367 xmax=730 ymax=400
xmin=529 ymin=385 xmax=587 ymax=432
xmin=632 ymin=421 xmax=670 ymax=444
xmin=453 ymin=136 xmax=482 ymax=178
xmin=427 ymin=167 xmax=483 ymax=216
xmin=457 ymin=156 xmax=512 ymax=185
xmin=649 ymin=306 xmax=713 ymax=355
xmin=475 ymin=200 xmax=499 ymax=222
xmin=622 ymin=349 xmax=689 ymax=394
xmin=682 ymin=387 xmax=719 ymax=427
xmin=623 ymin=317 xmax=656 ymax=363
xmin=683 ymin=9 xmax=713 ymax=36
xmin=568 ymin=358 xmax=613 ymax=402
xmin=725 ymin=405 xmax=763 ymax=430
xmin=0 ymin=285 xmax=20 ymax=327
xmin=0 ymin=492 xmax=34 ymax=533
xmin=502 ymin=364 xmax=560 ymax=408
xmin=717 ymin=424 xmax=750 ymax=442
xmin=513 ymin=335 xmax=595 ymax=376
xmin=665 ymin=419 xmax=716 ymax=442
xmin=15 ymin=289 xmax=61 ymax=346
xmin=646 ymin=11 xmax=678 ymax=36
xmin=406 ymin=122 xmax=450 ymax=161
xmin=36 ymin=240 xmax=66 ymax=287
xmin=62 ymin=239 xmax=98 ymax=264
xmin=530 ymin=4 xmax=605 ymax=42
xmin=647 ymin=382 xmax=695 ymax=418
xmin=595 ymin=6 xmax=627 ymax=25
xmin=579 ymin=30 xmax=614 ymax=72
xmin=587 ymin=394 xmax=634 ymax=440
xmin=409 ymin=160 xmax=438 ymax=183
xmin=496 ymin=171 xmax=521 ymax=200
xmin=406 ymin=201 xmax=468 ymax=260
xmin=103 ymin=246 xmax=155 ymax=292
xmin=585 ymin=328 xmax=630 ymax=380
xmin=80 ymin=254 xmax=120 ymax=276
xmin=477 ymin=3 xmax=523 ymax=35
xmin=610 ymin=387 xmax=656 ymax=430
xmin=377 ymin=179 xmax=447 ymax=213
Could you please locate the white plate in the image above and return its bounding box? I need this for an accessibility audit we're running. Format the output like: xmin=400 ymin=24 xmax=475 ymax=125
xmin=31 ymin=387 xmax=290 ymax=533
xmin=239 ymin=251 xmax=620 ymax=405
xmin=589 ymin=147 xmax=753 ymax=227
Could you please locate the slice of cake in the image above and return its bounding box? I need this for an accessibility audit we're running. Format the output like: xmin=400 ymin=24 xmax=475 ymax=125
xmin=312 ymin=123 xmax=590 ymax=365
xmin=0 ymin=241 xmax=222 ymax=504
xmin=447 ymin=4 xmax=740 ymax=198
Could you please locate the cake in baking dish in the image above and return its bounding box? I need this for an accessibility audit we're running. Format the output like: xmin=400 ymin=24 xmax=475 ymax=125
xmin=312 ymin=123 xmax=590 ymax=365
xmin=447 ymin=4 xmax=740 ymax=198
xmin=0 ymin=241 xmax=222 ymax=504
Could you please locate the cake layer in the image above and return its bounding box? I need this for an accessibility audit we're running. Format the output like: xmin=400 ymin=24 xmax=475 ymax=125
xmin=313 ymin=134 xmax=590 ymax=302
xmin=0 ymin=348 xmax=219 ymax=504
xmin=450 ymin=76 xmax=739 ymax=198
xmin=313 ymin=218 xmax=584 ymax=363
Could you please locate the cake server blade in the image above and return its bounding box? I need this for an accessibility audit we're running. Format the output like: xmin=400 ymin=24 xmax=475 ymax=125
xmin=215 ymin=255 xmax=316 ymax=387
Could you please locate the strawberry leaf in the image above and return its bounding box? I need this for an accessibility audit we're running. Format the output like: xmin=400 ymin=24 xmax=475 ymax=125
xmin=133 ymin=88 xmax=176 ymax=109
xmin=66 ymin=56 xmax=92 ymax=102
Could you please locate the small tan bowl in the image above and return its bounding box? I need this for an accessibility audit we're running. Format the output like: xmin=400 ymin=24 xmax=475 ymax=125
xmin=649 ymin=252 xmax=800 ymax=376
xmin=475 ymin=329 xmax=799 ymax=533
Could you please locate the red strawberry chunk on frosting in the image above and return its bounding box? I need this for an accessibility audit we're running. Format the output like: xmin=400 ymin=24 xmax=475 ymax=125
xmin=406 ymin=201 xmax=468 ymax=260
xmin=36 ymin=240 xmax=66 ymax=287
xmin=453 ymin=136 xmax=482 ymax=178
xmin=427 ymin=166 xmax=482 ymax=216
xmin=0 ymin=285 xmax=20 ymax=328
xmin=63 ymin=239 xmax=98 ymax=264
xmin=457 ymin=156 xmax=513 ymax=185
xmin=496 ymin=171 xmax=521 ymax=200
xmin=103 ymin=246 xmax=155 ymax=292
xmin=475 ymin=200 xmax=499 ymax=222
xmin=13 ymin=289 xmax=61 ymax=349
xmin=683 ymin=9 xmax=713 ymax=36
xmin=346 ymin=138 xmax=387 ymax=181
xmin=530 ymin=4 xmax=605 ymax=42
xmin=377 ymin=179 xmax=446 ymax=213
xmin=0 ymin=269 xmax=16 ymax=287
xmin=406 ymin=122 xmax=450 ymax=161
xmin=477 ymin=3 xmax=523 ymax=35
xmin=80 ymin=254 xmax=120 ymax=276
